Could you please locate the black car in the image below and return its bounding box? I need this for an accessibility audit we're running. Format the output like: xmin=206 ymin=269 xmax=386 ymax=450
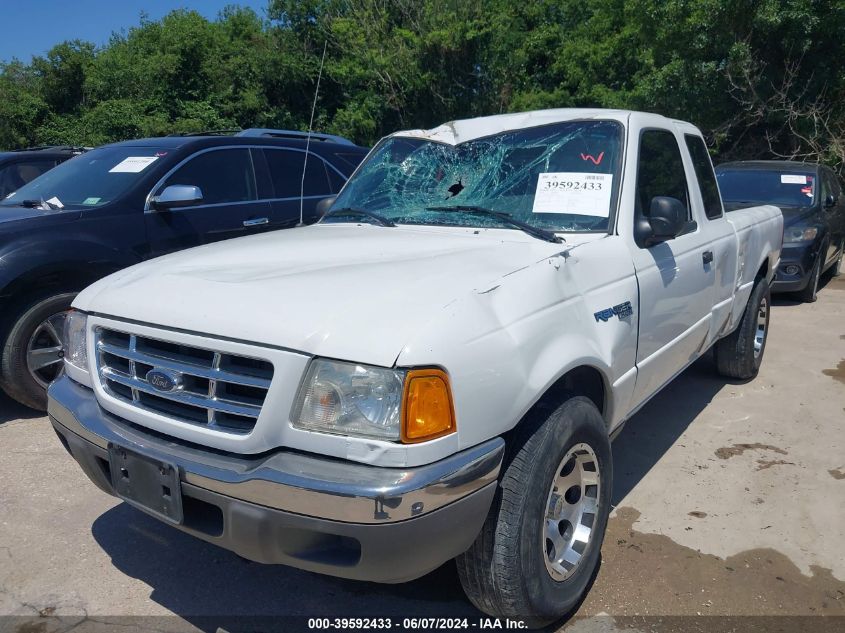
xmin=0 ymin=146 xmax=88 ymax=200
xmin=716 ymin=160 xmax=844 ymax=302
xmin=0 ymin=129 xmax=368 ymax=409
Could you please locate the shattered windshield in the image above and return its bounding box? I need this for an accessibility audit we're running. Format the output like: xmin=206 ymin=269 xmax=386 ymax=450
xmin=328 ymin=120 xmax=623 ymax=232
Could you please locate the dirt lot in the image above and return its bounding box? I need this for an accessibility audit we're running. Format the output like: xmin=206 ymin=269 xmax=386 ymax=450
xmin=1 ymin=274 xmax=843 ymax=633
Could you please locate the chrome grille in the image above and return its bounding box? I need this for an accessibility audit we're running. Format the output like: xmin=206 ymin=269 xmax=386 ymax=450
xmin=95 ymin=328 xmax=273 ymax=434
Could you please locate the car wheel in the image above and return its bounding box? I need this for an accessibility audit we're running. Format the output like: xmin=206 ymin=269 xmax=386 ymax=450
xmin=831 ymin=241 xmax=843 ymax=277
xmin=456 ymin=396 xmax=612 ymax=627
xmin=797 ymin=251 xmax=822 ymax=303
xmin=714 ymin=277 xmax=770 ymax=380
xmin=0 ymin=292 xmax=76 ymax=411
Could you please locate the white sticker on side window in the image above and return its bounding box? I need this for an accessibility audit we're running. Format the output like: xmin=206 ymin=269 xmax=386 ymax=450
xmin=781 ymin=174 xmax=807 ymax=184
xmin=532 ymin=172 xmax=613 ymax=217
xmin=109 ymin=156 xmax=158 ymax=173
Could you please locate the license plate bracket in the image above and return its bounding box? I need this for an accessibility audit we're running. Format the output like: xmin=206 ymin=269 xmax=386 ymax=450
xmin=108 ymin=443 xmax=183 ymax=524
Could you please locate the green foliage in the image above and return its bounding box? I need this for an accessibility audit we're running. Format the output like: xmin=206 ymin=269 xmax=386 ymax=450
xmin=1 ymin=1 xmax=843 ymax=171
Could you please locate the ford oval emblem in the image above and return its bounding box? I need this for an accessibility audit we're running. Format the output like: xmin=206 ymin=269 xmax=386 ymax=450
xmin=146 ymin=369 xmax=181 ymax=392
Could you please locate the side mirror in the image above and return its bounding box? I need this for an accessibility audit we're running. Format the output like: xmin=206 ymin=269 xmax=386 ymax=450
xmin=636 ymin=196 xmax=688 ymax=247
xmin=315 ymin=195 xmax=337 ymax=219
xmin=150 ymin=185 xmax=203 ymax=210
xmin=824 ymin=194 xmax=837 ymax=208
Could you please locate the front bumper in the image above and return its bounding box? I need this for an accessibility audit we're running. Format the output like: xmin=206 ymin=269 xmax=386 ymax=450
xmin=48 ymin=376 xmax=503 ymax=583
xmin=771 ymin=241 xmax=819 ymax=292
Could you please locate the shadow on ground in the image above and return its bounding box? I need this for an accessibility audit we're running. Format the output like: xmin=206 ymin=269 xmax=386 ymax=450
xmin=89 ymin=355 xmax=737 ymax=629
xmin=0 ymin=389 xmax=42 ymax=425
xmin=610 ymin=353 xmax=738 ymax=505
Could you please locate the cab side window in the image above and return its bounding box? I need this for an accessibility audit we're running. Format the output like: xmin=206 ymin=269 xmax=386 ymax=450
xmin=161 ymin=149 xmax=256 ymax=205
xmin=262 ymin=149 xmax=332 ymax=198
xmin=635 ymin=130 xmax=690 ymax=221
xmin=684 ymin=135 xmax=723 ymax=219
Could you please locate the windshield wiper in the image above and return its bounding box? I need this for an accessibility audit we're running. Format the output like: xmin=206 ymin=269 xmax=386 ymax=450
xmin=425 ymin=205 xmax=562 ymax=243
xmin=19 ymin=199 xmax=62 ymax=210
xmin=323 ymin=207 xmax=395 ymax=227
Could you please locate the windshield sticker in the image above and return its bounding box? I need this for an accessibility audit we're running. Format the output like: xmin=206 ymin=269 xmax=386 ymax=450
xmin=781 ymin=174 xmax=807 ymax=184
xmin=580 ymin=151 xmax=605 ymax=165
xmin=46 ymin=196 xmax=64 ymax=209
xmin=82 ymin=197 xmax=101 ymax=205
xmin=532 ymin=172 xmax=613 ymax=217
xmin=109 ymin=156 xmax=158 ymax=173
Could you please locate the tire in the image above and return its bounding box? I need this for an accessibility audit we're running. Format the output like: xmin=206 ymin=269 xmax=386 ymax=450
xmin=0 ymin=292 xmax=77 ymax=411
xmin=796 ymin=250 xmax=822 ymax=303
xmin=830 ymin=241 xmax=843 ymax=277
xmin=714 ymin=278 xmax=770 ymax=380
xmin=456 ymin=396 xmax=612 ymax=627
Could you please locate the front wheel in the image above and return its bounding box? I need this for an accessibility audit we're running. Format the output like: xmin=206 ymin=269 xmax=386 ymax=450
xmin=797 ymin=251 xmax=822 ymax=303
xmin=714 ymin=278 xmax=770 ymax=380
xmin=456 ymin=396 xmax=612 ymax=627
xmin=0 ymin=292 xmax=76 ymax=410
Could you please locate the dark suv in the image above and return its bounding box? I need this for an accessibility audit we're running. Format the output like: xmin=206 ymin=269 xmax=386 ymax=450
xmin=0 ymin=146 xmax=88 ymax=200
xmin=716 ymin=160 xmax=844 ymax=302
xmin=0 ymin=129 xmax=368 ymax=409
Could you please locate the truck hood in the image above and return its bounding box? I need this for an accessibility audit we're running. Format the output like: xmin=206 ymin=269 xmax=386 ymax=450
xmin=76 ymin=224 xmax=562 ymax=366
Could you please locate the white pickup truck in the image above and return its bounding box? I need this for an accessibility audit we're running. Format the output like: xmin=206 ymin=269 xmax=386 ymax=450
xmin=49 ymin=109 xmax=782 ymax=625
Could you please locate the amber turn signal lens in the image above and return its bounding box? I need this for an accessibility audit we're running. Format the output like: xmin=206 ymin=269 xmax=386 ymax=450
xmin=401 ymin=368 xmax=455 ymax=443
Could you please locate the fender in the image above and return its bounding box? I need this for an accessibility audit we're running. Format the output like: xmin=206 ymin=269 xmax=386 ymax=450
xmin=0 ymin=238 xmax=141 ymax=301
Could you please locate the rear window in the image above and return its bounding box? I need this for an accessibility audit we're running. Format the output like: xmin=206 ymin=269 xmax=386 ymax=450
xmin=1 ymin=146 xmax=168 ymax=208
xmin=716 ymin=168 xmax=816 ymax=208
xmin=0 ymin=159 xmax=57 ymax=199
xmin=684 ymin=135 xmax=723 ymax=219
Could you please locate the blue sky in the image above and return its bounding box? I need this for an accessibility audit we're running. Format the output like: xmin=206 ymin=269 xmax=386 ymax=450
xmin=1 ymin=0 xmax=268 ymax=63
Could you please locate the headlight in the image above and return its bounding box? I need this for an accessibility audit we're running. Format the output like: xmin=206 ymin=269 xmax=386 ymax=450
xmin=784 ymin=226 xmax=818 ymax=243
xmin=63 ymin=310 xmax=89 ymax=374
xmin=291 ymin=359 xmax=455 ymax=442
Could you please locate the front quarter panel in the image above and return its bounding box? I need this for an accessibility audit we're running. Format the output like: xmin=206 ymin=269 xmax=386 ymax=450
xmin=397 ymin=235 xmax=639 ymax=451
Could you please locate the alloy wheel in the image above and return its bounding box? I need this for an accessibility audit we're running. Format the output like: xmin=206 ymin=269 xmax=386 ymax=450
xmin=753 ymin=295 xmax=768 ymax=359
xmin=543 ymin=442 xmax=601 ymax=581
xmin=25 ymin=310 xmax=69 ymax=389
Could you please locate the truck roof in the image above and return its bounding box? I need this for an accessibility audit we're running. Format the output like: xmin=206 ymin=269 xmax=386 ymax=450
xmin=390 ymin=108 xmax=686 ymax=145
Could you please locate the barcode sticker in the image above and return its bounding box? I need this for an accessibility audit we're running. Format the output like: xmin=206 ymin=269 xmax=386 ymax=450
xmin=533 ymin=172 xmax=613 ymax=217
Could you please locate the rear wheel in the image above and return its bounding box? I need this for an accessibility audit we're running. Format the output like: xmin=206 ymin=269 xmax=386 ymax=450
xmin=714 ymin=278 xmax=770 ymax=380
xmin=456 ymin=396 xmax=612 ymax=627
xmin=0 ymin=292 xmax=76 ymax=410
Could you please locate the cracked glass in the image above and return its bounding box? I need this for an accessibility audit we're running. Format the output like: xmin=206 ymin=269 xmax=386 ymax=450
xmin=328 ymin=120 xmax=623 ymax=233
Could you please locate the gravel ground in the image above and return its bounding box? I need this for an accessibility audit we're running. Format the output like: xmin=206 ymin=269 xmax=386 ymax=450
xmin=1 ymin=273 xmax=843 ymax=633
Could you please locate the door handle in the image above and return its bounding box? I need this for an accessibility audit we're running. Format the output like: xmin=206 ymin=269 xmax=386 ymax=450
xmin=702 ymin=250 xmax=714 ymax=265
xmin=243 ymin=217 xmax=269 ymax=227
